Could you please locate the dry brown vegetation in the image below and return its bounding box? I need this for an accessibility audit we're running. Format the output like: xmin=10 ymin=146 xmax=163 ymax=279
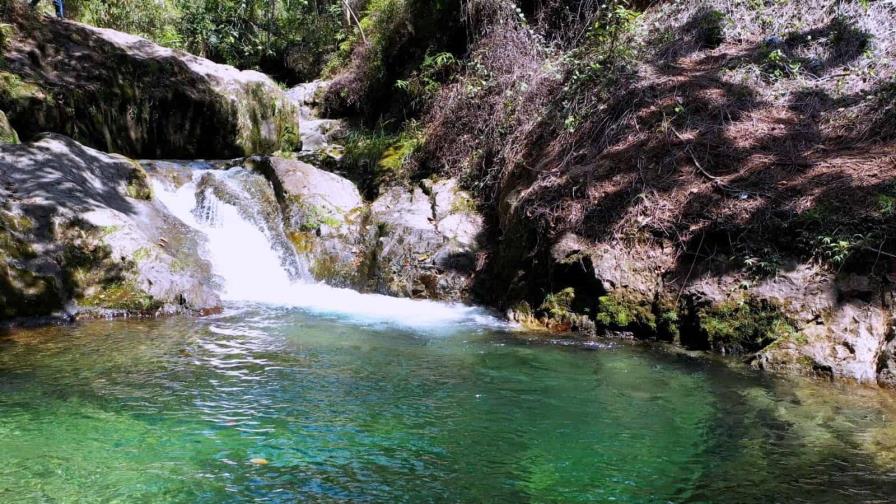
xmin=326 ymin=0 xmax=896 ymax=305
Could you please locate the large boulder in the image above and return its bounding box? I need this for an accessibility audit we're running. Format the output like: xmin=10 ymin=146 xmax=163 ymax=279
xmin=0 ymin=15 xmax=299 ymax=159
xmin=246 ymin=156 xmax=368 ymax=287
xmin=751 ymin=268 xmax=896 ymax=386
xmin=366 ymin=179 xmax=484 ymax=300
xmin=0 ymin=134 xmax=220 ymax=320
xmin=247 ymin=157 xmax=484 ymax=301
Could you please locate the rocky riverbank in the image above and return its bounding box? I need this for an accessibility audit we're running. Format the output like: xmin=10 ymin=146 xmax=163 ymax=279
xmin=2 ymin=7 xmax=895 ymax=391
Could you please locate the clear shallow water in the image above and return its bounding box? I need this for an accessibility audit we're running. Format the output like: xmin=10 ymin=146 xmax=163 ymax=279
xmin=1 ymin=307 xmax=896 ymax=503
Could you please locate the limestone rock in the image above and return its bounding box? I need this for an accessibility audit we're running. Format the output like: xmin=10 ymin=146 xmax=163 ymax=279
xmin=367 ymin=181 xmax=483 ymax=301
xmin=0 ymin=17 xmax=299 ymax=158
xmin=0 ymin=134 xmax=220 ymax=320
xmin=248 ymin=156 xmax=367 ymax=287
xmin=286 ymin=80 xmax=345 ymax=153
xmin=0 ymin=111 xmax=18 ymax=144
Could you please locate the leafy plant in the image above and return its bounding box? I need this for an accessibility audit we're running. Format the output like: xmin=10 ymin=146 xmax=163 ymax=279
xmin=816 ymin=233 xmax=865 ymax=266
xmin=395 ymin=50 xmax=459 ymax=110
xmin=762 ymin=48 xmax=801 ymax=80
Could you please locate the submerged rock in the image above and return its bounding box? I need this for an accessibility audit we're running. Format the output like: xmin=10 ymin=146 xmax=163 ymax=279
xmin=0 ymin=134 xmax=220 ymax=320
xmin=0 ymin=15 xmax=299 ymax=158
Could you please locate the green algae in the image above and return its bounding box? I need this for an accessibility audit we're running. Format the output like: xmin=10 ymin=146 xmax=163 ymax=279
xmin=79 ymin=280 xmax=160 ymax=311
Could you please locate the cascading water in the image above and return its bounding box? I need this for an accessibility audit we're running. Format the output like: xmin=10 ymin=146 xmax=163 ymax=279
xmin=149 ymin=165 xmax=501 ymax=329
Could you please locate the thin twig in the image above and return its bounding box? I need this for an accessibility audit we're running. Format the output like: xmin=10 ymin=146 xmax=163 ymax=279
xmin=341 ymin=0 xmax=368 ymax=45
xmin=675 ymin=232 xmax=705 ymax=306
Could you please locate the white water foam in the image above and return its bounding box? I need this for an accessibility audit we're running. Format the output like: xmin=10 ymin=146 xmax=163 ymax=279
xmin=151 ymin=172 xmax=502 ymax=329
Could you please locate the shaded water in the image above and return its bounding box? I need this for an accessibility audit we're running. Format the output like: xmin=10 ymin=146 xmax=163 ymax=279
xmin=1 ymin=307 xmax=896 ymax=503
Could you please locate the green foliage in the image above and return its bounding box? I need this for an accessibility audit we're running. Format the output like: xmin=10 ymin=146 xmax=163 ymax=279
xmin=761 ymin=47 xmax=802 ymax=80
xmin=67 ymin=0 xmax=345 ymax=81
xmin=595 ymin=292 xmax=656 ymax=332
xmin=741 ymin=246 xmax=782 ymax=278
xmin=69 ymin=0 xmax=181 ymax=45
xmin=878 ymin=194 xmax=896 ymax=216
xmin=876 ymin=183 xmax=896 ymax=216
xmin=539 ymin=287 xmax=576 ymax=321
xmin=323 ymin=0 xmax=406 ymax=78
xmin=395 ymin=50 xmax=458 ymax=110
xmin=570 ymin=1 xmax=639 ymax=79
xmin=341 ymin=123 xmax=423 ymax=195
xmin=815 ymin=233 xmax=865 ymax=266
xmin=694 ymin=9 xmax=726 ymax=48
xmin=561 ymin=0 xmax=639 ymax=131
xmin=341 ymin=126 xmax=399 ymax=188
xmin=697 ymin=298 xmax=796 ymax=354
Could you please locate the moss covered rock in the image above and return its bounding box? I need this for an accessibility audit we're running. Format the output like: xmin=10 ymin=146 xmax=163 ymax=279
xmin=0 ymin=16 xmax=299 ymax=158
xmin=247 ymin=156 xmax=369 ymax=288
xmin=0 ymin=110 xmax=19 ymax=144
xmin=0 ymin=134 xmax=220 ymax=320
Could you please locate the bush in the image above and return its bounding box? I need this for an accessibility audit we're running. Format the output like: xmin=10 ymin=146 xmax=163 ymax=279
xmin=63 ymin=0 xmax=345 ymax=83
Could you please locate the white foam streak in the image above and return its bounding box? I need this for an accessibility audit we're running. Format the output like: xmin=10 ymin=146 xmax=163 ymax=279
xmin=152 ymin=174 xmax=501 ymax=330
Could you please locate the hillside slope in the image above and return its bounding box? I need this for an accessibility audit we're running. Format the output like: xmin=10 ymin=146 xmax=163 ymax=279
xmin=323 ymin=0 xmax=896 ymax=386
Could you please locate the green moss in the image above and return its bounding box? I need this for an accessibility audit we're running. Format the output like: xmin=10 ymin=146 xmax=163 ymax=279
xmin=132 ymin=247 xmax=152 ymax=263
xmin=0 ymin=71 xmax=47 ymax=103
xmin=696 ymin=297 xmax=797 ymax=354
xmin=309 ymin=253 xmax=357 ymax=287
xmin=287 ymin=197 xmax=343 ymax=232
xmin=126 ymin=161 xmax=153 ymax=200
xmin=0 ymin=110 xmax=19 ymax=144
xmin=288 ymin=230 xmax=314 ymax=254
xmin=0 ymin=262 xmax=63 ymax=318
xmin=376 ymin=129 xmax=424 ymax=183
xmin=539 ymin=288 xmax=576 ymax=320
xmin=80 ymin=280 xmax=161 ymax=311
xmin=449 ymin=191 xmax=477 ymax=214
xmin=0 ymin=211 xmax=36 ymax=260
xmin=595 ymin=292 xmax=656 ymax=333
xmin=239 ymin=84 xmax=301 ymax=156
xmin=658 ymin=309 xmax=680 ymax=342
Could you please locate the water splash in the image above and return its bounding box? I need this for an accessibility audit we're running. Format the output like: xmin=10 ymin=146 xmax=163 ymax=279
xmin=150 ymin=166 xmax=502 ymax=329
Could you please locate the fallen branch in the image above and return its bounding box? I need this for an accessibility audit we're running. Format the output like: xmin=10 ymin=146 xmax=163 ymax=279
xmin=341 ymin=0 xmax=368 ymax=45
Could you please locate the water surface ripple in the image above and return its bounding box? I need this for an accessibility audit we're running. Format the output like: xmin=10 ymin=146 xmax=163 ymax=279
xmin=1 ymin=306 xmax=895 ymax=503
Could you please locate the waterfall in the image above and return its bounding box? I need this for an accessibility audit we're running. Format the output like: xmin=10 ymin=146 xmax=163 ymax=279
xmin=149 ymin=165 xmax=500 ymax=329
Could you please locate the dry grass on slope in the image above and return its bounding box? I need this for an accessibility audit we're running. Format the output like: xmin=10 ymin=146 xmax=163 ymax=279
xmin=422 ymin=0 xmax=896 ymax=277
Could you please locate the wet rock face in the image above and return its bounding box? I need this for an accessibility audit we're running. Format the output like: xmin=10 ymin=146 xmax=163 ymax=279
xmin=0 ymin=111 xmax=18 ymax=145
xmin=286 ymin=81 xmax=345 ymax=154
xmin=0 ymin=17 xmax=299 ymax=159
xmin=0 ymin=134 xmax=220 ymax=320
xmin=542 ymin=232 xmax=896 ymax=387
xmin=245 ymin=156 xmax=367 ymax=287
xmin=367 ymin=180 xmax=484 ymax=301
xmin=249 ymin=156 xmax=484 ymax=301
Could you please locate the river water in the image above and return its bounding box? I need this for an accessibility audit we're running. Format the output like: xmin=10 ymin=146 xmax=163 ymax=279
xmin=0 ymin=165 xmax=895 ymax=502
xmin=2 ymin=309 xmax=896 ymax=502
